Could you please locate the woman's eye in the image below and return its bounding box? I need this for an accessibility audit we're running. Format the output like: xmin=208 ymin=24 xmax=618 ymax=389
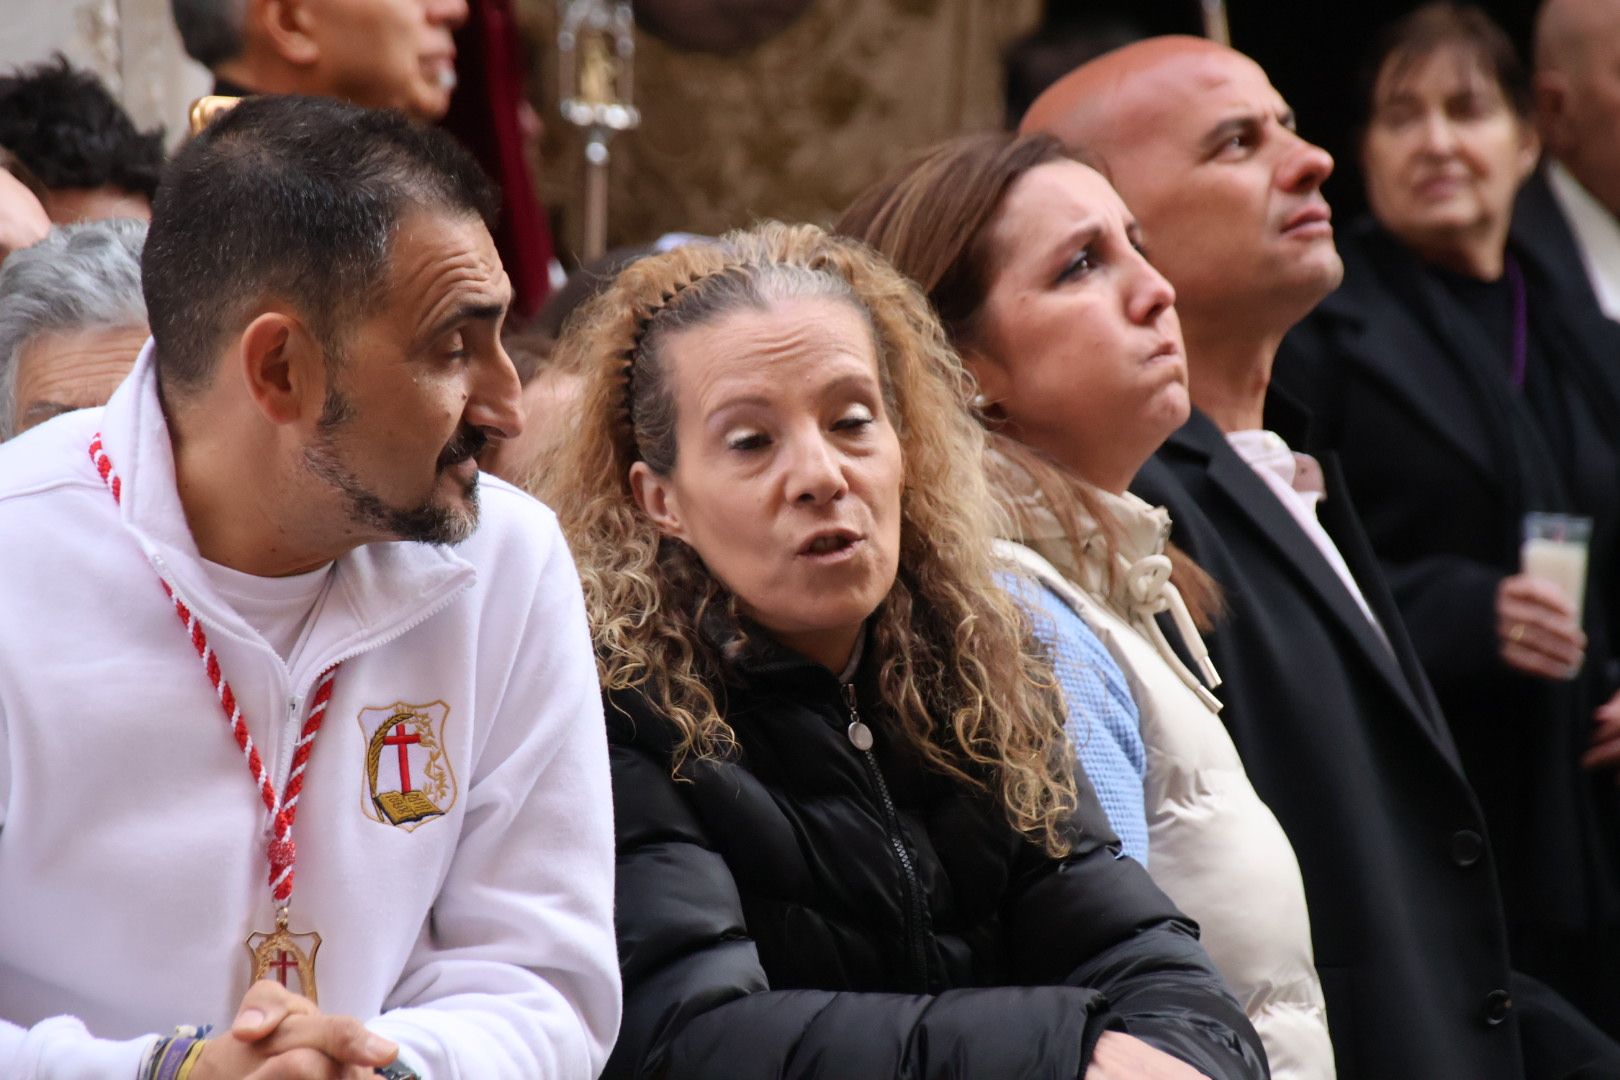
xmin=1058 ymin=249 xmax=1094 ymax=282
xmin=834 ymin=412 xmax=873 ymax=433
xmin=726 ymin=431 xmax=769 ymax=452
xmin=1377 ymin=104 xmax=1419 ymax=130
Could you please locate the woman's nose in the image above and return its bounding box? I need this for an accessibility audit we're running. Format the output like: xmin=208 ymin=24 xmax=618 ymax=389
xmin=787 ymin=435 xmax=848 ymax=505
xmin=1126 ymin=254 xmax=1177 ymax=326
xmin=1418 ymin=112 xmax=1459 ymax=155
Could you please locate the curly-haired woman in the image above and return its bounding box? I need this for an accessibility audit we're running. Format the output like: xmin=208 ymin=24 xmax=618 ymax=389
xmin=529 ymin=221 xmax=1266 ymax=1079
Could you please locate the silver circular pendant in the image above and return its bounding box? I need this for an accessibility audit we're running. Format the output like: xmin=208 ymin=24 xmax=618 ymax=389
xmin=846 ymin=720 xmax=874 ymax=752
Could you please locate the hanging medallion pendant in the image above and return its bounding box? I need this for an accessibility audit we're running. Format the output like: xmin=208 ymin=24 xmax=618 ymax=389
xmin=246 ymin=910 xmax=321 ymax=1003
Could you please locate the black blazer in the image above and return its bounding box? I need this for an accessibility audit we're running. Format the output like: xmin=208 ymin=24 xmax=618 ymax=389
xmin=1514 ymin=169 xmax=1617 ymax=330
xmin=1134 ymin=400 xmax=1598 ymax=1079
xmin=1274 ymin=222 xmax=1620 ymax=1034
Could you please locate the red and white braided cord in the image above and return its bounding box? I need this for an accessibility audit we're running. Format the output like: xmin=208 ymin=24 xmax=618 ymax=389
xmin=90 ymin=433 xmax=339 ymax=905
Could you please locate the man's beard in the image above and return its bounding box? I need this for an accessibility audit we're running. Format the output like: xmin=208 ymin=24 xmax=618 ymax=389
xmin=302 ymin=387 xmax=486 ymax=546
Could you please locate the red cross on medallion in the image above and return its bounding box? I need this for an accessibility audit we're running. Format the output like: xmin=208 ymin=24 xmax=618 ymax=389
xmin=269 ymin=949 xmax=298 ymax=988
xmin=383 ymin=723 xmax=421 ymax=793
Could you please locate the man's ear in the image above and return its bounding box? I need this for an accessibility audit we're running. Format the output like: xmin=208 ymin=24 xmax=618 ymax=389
xmin=628 ymin=461 xmax=688 ymax=542
xmin=1533 ymin=72 xmax=1571 ymax=157
xmin=238 ymin=310 xmax=326 ymax=426
xmin=255 ymin=0 xmax=321 ymax=66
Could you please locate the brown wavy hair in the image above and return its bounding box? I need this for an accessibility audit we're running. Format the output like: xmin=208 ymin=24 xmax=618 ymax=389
xmin=837 ymin=131 xmax=1221 ymax=629
xmin=528 ymin=221 xmax=1081 ymax=856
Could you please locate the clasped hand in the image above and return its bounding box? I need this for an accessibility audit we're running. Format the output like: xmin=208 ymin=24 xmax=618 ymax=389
xmin=190 ymin=980 xmax=400 ymax=1080
xmin=1493 ymin=575 xmax=1620 ymax=778
xmin=1086 ymin=1032 xmax=1211 ymax=1078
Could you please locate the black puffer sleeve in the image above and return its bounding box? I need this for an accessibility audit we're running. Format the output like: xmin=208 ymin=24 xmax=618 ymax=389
xmin=606 ymin=726 xmax=1268 ymax=1080
xmin=1005 ymin=835 xmax=1270 ymax=1079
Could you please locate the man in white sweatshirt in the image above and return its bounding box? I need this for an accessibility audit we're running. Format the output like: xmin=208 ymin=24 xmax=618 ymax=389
xmin=0 ymin=95 xmax=621 ymax=1079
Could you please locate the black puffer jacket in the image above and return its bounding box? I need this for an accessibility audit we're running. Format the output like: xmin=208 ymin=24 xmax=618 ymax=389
xmin=603 ymin=638 xmax=1269 ymax=1079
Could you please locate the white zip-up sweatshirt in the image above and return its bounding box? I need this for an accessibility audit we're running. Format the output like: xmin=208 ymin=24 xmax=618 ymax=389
xmin=0 ymin=346 xmax=621 ymax=1078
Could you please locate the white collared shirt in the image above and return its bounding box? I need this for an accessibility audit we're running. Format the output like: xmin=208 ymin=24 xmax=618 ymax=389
xmin=1227 ymin=429 xmax=1391 ymax=653
xmin=1547 ymin=159 xmax=1620 ymax=322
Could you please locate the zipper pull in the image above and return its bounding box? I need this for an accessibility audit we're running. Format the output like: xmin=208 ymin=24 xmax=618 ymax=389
xmin=843 ymin=683 xmax=874 ymax=751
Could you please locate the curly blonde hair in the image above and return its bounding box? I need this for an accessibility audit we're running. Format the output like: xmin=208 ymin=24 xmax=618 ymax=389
xmin=528 ymin=221 xmax=1079 ymax=856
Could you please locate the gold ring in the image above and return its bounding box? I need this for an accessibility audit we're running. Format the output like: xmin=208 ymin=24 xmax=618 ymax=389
xmin=1510 ymin=623 xmax=1526 ymax=644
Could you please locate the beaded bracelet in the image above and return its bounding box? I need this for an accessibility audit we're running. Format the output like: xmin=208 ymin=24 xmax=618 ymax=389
xmin=172 ymin=1039 xmax=207 ymax=1080
xmin=138 ymin=1025 xmax=212 ymax=1080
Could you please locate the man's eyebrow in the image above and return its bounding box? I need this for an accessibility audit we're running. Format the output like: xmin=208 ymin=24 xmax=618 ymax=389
xmin=1203 ymin=106 xmax=1298 ymax=151
xmin=1203 ymin=114 xmax=1261 ymax=150
xmin=426 ymin=298 xmax=509 ymax=340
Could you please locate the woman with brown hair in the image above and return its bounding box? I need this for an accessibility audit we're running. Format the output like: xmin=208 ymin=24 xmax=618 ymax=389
xmin=840 ymin=133 xmax=1334 ymax=1077
xmin=531 ymin=220 xmax=1265 ymax=1078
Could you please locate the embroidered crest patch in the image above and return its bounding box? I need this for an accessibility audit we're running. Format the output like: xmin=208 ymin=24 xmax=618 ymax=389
xmin=358 ymin=701 xmax=457 ymax=831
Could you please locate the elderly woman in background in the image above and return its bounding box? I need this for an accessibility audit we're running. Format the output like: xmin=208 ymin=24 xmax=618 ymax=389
xmin=531 ymin=221 xmax=1266 ymax=1079
xmin=1274 ymin=2 xmax=1620 ymax=1034
xmin=0 ymin=217 xmax=146 ymax=440
xmin=839 ymin=132 xmax=1334 ymax=1077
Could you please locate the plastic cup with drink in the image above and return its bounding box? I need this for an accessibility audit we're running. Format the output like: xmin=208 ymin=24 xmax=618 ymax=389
xmin=1521 ymin=512 xmax=1591 ymax=626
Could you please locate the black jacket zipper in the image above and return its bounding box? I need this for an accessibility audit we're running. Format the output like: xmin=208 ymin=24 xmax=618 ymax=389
xmin=843 ymin=682 xmax=931 ymax=989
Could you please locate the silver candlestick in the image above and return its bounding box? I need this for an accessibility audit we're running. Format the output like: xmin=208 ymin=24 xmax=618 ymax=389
xmin=558 ymin=0 xmax=640 ymax=261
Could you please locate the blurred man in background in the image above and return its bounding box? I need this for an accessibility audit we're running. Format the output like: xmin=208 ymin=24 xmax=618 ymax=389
xmin=1521 ymin=0 xmax=1620 ymax=321
xmin=171 ymin=0 xmax=469 ymax=122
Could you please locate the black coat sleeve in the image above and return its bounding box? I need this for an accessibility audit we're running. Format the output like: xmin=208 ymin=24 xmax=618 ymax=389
xmin=1005 ymin=836 xmax=1269 ymax=1079
xmin=607 ymin=739 xmax=1268 ymax=1080
xmin=1379 ymin=554 xmax=1505 ymax=692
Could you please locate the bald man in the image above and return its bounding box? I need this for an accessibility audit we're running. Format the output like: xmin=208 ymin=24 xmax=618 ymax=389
xmin=1519 ymin=0 xmax=1620 ymax=321
xmin=1027 ymin=37 xmax=1620 ymax=1080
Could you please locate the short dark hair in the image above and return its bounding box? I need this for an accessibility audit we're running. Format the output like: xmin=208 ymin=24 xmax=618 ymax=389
xmin=0 ymin=56 xmax=166 ymax=198
xmin=142 ymin=95 xmax=498 ymax=396
xmin=1359 ymin=2 xmax=1532 ymax=131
